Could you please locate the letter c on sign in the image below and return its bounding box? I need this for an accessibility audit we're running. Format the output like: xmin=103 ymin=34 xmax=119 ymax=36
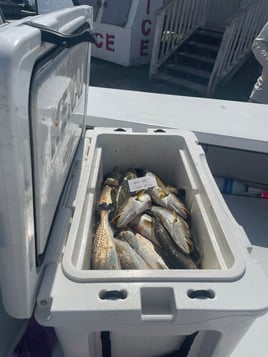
xmin=142 ymin=19 xmax=152 ymax=36
xmin=95 ymin=33 xmax=103 ymax=48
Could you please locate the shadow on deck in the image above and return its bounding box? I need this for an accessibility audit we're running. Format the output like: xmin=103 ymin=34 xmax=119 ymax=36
xmin=90 ymin=54 xmax=261 ymax=103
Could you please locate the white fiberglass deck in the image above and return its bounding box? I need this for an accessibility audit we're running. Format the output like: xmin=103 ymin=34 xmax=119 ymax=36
xmin=226 ymin=195 xmax=268 ymax=357
xmin=84 ymin=87 xmax=268 ymax=357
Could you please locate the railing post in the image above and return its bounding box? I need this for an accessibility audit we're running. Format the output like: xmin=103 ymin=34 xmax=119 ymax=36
xmin=207 ymin=25 xmax=234 ymax=96
xmin=149 ymin=10 xmax=166 ymax=77
xmin=149 ymin=0 xmax=210 ymax=78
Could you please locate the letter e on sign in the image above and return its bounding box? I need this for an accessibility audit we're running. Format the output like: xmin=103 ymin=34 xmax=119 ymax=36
xmin=140 ymin=39 xmax=149 ymax=56
xmin=106 ymin=34 xmax=115 ymax=52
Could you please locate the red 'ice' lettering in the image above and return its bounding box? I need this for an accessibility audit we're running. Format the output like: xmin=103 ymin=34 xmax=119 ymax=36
xmin=95 ymin=33 xmax=115 ymax=51
xmin=95 ymin=33 xmax=103 ymax=48
xmin=140 ymin=39 xmax=149 ymax=56
xmin=106 ymin=34 xmax=115 ymax=51
xmin=146 ymin=0 xmax=151 ymax=15
xmin=141 ymin=19 xmax=152 ymax=36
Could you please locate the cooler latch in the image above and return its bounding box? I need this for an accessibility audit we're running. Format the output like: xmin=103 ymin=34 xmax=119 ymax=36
xmin=25 ymin=21 xmax=96 ymax=47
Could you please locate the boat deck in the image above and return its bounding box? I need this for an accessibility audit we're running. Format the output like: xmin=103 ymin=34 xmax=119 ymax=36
xmin=225 ymin=195 xmax=268 ymax=357
xmin=84 ymin=86 xmax=268 ymax=357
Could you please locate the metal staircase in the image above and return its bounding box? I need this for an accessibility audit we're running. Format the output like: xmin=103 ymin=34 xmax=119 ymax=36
xmin=149 ymin=0 xmax=268 ymax=96
xmin=154 ymin=28 xmax=223 ymax=94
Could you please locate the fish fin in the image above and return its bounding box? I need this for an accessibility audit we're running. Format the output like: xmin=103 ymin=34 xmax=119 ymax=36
xmin=136 ymin=190 xmax=145 ymax=200
xmin=96 ymin=203 xmax=113 ymax=212
xmin=144 ymin=219 xmax=153 ymax=229
xmin=157 ymin=187 xmax=168 ymax=198
xmin=111 ymin=212 xmax=120 ymax=225
xmin=187 ymin=237 xmax=195 ymax=253
xmin=155 ymin=262 xmax=166 ymax=270
xmin=166 ymin=185 xmax=178 ymax=194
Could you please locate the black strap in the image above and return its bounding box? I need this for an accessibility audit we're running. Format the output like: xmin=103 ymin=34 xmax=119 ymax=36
xmin=99 ymin=330 xmax=198 ymax=357
xmin=25 ymin=21 xmax=96 ymax=48
xmin=161 ymin=331 xmax=199 ymax=357
xmin=101 ymin=331 xmax=111 ymax=357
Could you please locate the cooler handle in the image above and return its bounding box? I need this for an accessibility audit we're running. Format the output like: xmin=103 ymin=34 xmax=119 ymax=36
xmin=25 ymin=21 xmax=96 ymax=47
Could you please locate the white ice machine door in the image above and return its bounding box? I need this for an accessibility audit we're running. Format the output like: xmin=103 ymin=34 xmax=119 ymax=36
xmin=0 ymin=6 xmax=94 ymax=318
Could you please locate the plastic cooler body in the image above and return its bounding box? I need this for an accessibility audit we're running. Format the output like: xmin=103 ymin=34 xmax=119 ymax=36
xmin=0 ymin=6 xmax=93 ymax=318
xmin=35 ymin=127 xmax=268 ymax=356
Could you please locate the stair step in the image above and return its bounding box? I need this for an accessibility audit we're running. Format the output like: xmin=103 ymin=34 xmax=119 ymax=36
xmin=154 ymin=72 xmax=207 ymax=94
xmin=166 ymin=63 xmax=211 ymax=80
xmin=176 ymin=52 xmax=215 ymax=65
xmin=196 ymin=29 xmax=223 ymax=40
xmin=187 ymin=40 xmax=219 ymax=52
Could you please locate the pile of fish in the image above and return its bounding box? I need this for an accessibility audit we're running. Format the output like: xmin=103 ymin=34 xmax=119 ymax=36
xmin=91 ymin=168 xmax=200 ymax=270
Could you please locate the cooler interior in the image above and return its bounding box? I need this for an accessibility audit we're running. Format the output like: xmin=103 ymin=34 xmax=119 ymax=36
xmin=62 ymin=129 xmax=247 ymax=281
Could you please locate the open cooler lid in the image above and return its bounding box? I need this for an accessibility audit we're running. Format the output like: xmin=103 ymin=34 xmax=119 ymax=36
xmin=0 ymin=6 xmax=94 ymax=318
xmin=29 ymin=19 xmax=94 ymax=258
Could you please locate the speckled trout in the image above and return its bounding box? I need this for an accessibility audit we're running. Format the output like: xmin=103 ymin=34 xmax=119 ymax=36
xmin=92 ymin=210 xmax=120 ymax=269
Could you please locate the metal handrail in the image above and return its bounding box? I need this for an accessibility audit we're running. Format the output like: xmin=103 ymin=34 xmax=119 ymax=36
xmin=208 ymin=0 xmax=268 ymax=95
xmin=149 ymin=0 xmax=208 ymax=77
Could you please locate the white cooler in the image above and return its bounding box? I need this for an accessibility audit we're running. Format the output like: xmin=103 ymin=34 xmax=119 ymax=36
xmin=0 ymin=6 xmax=268 ymax=357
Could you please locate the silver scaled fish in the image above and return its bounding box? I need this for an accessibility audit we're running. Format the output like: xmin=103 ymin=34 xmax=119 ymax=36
xmin=151 ymin=206 xmax=194 ymax=255
xmin=145 ymin=170 xmax=178 ymax=194
xmin=153 ymin=217 xmax=198 ymax=269
xmin=113 ymin=169 xmax=137 ymax=211
xmin=103 ymin=166 xmax=123 ymax=187
xmin=113 ymin=191 xmax=152 ymax=228
xmin=145 ymin=171 xmax=189 ymax=220
xmin=117 ymin=229 xmax=168 ymax=269
xmin=114 ymin=238 xmax=150 ymax=269
xmin=130 ymin=213 xmax=160 ymax=247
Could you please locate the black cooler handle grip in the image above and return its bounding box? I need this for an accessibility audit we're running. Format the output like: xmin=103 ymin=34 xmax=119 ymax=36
xmin=25 ymin=21 xmax=96 ymax=47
